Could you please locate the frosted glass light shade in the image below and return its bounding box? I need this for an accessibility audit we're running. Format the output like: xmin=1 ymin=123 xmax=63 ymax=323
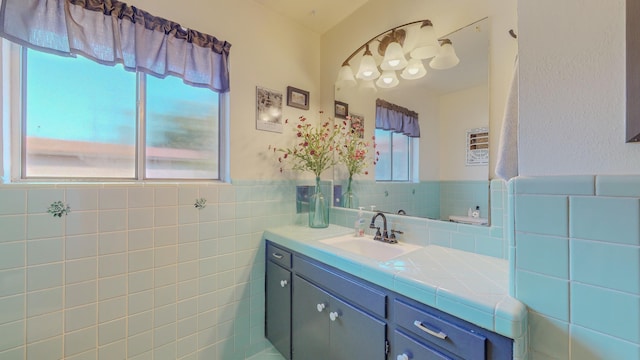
xmin=335 ymin=64 xmax=357 ymax=88
xmin=401 ymin=58 xmax=427 ymax=80
xmin=356 ymin=52 xmax=380 ymax=80
xmin=376 ymin=70 xmax=399 ymax=88
xmin=429 ymin=41 xmax=459 ymax=70
xmin=410 ymin=21 xmax=439 ymax=59
xmin=380 ymin=42 xmax=408 ymax=71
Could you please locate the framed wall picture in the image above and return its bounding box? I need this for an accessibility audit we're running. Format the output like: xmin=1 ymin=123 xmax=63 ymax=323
xmin=334 ymin=101 xmax=348 ymax=119
xmin=256 ymin=86 xmax=283 ymax=133
xmin=466 ymin=127 xmax=489 ymax=165
xmin=349 ymin=113 xmax=365 ymax=139
xmin=286 ymin=86 xmax=310 ymax=110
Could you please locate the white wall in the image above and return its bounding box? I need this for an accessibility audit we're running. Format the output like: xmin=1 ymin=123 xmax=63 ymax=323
xmin=518 ymin=0 xmax=640 ymax=175
xmin=129 ymin=0 xmax=322 ymax=181
xmin=439 ymin=85 xmax=489 ymax=181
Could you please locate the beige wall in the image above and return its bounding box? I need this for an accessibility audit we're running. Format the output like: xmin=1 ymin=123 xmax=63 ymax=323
xmin=439 ymin=85 xmax=489 ymax=181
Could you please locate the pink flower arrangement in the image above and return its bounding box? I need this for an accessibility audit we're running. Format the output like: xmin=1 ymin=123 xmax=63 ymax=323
xmin=269 ymin=112 xmax=341 ymax=177
xmin=336 ymin=115 xmax=377 ymax=177
xmin=269 ymin=112 xmax=377 ymax=178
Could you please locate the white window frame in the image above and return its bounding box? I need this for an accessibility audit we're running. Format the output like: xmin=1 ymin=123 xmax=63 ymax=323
xmin=374 ymin=128 xmax=419 ymax=183
xmin=0 ymin=40 xmax=230 ymax=183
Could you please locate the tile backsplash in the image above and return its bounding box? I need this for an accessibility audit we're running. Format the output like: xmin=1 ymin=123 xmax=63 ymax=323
xmin=512 ymin=175 xmax=640 ymax=360
xmin=0 ymin=181 xmax=297 ymax=359
xmin=331 ymin=179 xmax=508 ymax=259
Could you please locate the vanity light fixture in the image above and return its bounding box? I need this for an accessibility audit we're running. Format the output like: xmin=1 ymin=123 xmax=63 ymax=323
xmin=429 ymin=39 xmax=460 ymax=70
xmin=335 ymin=19 xmax=460 ymax=91
xmin=356 ymin=44 xmax=381 ymax=80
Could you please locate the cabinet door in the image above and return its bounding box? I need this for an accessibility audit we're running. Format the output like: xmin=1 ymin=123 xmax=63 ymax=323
xmin=329 ymin=292 xmax=387 ymax=360
xmin=292 ymin=275 xmax=330 ymax=360
xmin=266 ymin=261 xmax=292 ymax=359
xmin=293 ymin=275 xmax=386 ymax=360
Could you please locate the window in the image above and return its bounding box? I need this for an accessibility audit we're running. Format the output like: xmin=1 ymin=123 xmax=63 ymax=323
xmin=21 ymin=48 xmax=221 ymax=180
xmin=374 ymin=129 xmax=412 ymax=181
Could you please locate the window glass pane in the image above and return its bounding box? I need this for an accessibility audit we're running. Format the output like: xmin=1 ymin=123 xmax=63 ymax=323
xmin=24 ymin=50 xmax=136 ymax=178
xmin=145 ymin=75 xmax=219 ymax=179
xmin=391 ymin=132 xmax=410 ymax=181
xmin=374 ymin=129 xmax=391 ymax=181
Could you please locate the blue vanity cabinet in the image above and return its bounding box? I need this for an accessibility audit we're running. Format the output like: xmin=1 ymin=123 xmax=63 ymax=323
xmin=264 ymin=240 xmax=513 ymax=360
xmin=292 ymin=275 xmax=386 ymax=360
xmin=265 ymin=243 xmax=292 ymax=359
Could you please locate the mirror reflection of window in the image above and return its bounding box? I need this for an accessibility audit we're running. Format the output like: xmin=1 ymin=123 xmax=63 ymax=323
xmin=375 ymin=129 xmax=412 ymax=181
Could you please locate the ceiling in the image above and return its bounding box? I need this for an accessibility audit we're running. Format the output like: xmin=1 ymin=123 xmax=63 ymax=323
xmin=252 ymin=0 xmax=370 ymax=34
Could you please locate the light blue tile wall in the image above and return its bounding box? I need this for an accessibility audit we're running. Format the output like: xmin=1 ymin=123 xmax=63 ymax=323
xmin=337 ymin=180 xmax=491 ymax=221
xmin=0 ymin=180 xmax=298 ymax=360
xmin=512 ymin=175 xmax=640 ymax=360
xmin=440 ymin=180 xmax=490 ymax=221
xmin=332 ymin=179 xmax=508 ymax=259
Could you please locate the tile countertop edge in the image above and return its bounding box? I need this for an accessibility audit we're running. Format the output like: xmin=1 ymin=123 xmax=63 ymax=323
xmin=262 ymin=225 xmax=527 ymax=340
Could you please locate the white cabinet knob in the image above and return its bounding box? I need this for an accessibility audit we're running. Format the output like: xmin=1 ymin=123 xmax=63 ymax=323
xmin=329 ymin=311 xmax=339 ymax=321
xmin=316 ymin=303 xmax=326 ymax=312
xmin=280 ymin=280 xmax=288 ymax=288
xmin=397 ymin=354 xmax=410 ymax=360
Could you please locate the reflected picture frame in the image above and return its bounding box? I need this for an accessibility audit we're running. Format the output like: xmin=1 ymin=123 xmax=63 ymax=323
xmin=334 ymin=101 xmax=348 ymax=119
xmin=286 ymin=86 xmax=310 ymax=110
xmin=256 ymin=86 xmax=283 ymax=133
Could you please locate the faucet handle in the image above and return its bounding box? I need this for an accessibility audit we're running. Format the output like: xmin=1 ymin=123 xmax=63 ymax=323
xmin=388 ymin=229 xmax=403 ymax=243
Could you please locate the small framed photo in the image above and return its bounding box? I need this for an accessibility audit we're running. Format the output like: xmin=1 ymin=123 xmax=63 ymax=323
xmin=334 ymin=101 xmax=348 ymax=119
xmin=256 ymin=86 xmax=283 ymax=133
xmin=349 ymin=113 xmax=365 ymax=139
xmin=286 ymin=86 xmax=310 ymax=110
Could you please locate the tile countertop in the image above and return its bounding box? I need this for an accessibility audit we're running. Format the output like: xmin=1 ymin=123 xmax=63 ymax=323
xmin=262 ymin=225 xmax=527 ymax=341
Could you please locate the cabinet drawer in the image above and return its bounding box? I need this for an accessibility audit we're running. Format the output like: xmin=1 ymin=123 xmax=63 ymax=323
xmin=267 ymin=241 xmax=292 ymax=268
xmin=394 ymin=330 xmax=453 ymax=360
xmin=394 ymin=299 xmax=486 ymax=360
xmin=295 ymin=255 xmax=386 ymax=318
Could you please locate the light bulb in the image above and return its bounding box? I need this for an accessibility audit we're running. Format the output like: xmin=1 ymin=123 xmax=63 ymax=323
xmin=376 ymin=70 xmax=399 ymax=88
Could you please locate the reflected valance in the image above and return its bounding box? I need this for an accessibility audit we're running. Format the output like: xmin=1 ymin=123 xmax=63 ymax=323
xmin=375 ymin=98 xmax=420 ymax=138
xmin=0 ymin=0 xmax=231 ymax=92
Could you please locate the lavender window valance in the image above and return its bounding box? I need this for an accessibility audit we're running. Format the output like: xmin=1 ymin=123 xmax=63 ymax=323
xmin=0 ymin=0 xmax=231 ymax=92
xmin=375 ymin=99 xmax=420 ymax=138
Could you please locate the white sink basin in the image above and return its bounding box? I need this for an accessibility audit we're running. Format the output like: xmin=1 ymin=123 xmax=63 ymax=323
xmin=319 ymin=234 xmax=421 ymax=261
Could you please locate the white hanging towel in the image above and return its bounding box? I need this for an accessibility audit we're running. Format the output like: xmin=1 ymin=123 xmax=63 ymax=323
xmin=495 ymin=57 xmax=519 ymax=180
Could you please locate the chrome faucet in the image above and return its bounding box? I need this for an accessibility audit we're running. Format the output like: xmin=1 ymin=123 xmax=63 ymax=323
xmin=369 ymin=212 xmax=397 ymax=244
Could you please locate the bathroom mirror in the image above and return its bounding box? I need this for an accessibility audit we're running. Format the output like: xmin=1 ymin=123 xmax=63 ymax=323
xmin=627 ymin=0 xmax=640 ymax=143
xmin=333 ymin=17 xmax=490 ymax=224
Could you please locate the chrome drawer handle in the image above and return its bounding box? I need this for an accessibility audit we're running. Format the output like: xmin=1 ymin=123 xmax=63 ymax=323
xmin=280 ymin=280 xmax=288 ymax=287
xmin=272 ymin=253 xmax=283 ymax=259
xmin=413 ymin=320 xmax=448 ymax=340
